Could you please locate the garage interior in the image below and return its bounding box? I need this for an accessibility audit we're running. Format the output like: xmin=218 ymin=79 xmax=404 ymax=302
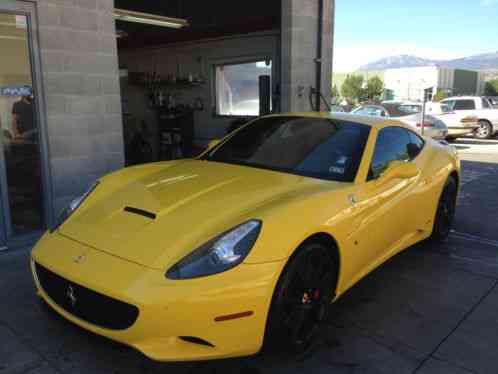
xmin=114 ymin=0 xmax=282 ymax=166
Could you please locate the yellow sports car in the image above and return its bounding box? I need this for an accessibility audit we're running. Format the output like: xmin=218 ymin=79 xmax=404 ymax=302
xmin=31 ymin=113 xmax=460 ymax=361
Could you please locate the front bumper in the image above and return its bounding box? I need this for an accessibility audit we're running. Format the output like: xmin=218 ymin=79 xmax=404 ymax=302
xmin=31 ymin=233 xmax=284 ymax=361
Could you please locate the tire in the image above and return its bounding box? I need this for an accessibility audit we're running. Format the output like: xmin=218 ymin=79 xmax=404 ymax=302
xmin=264 ymin=241 xmax=337 ymax=354
xmin=430 ymin=177 xmax=457 ymax=243
xmin=474 ymin=120 xmax=492 ymax=140
xmin=445 ymin=136 xmax=457 ymax=143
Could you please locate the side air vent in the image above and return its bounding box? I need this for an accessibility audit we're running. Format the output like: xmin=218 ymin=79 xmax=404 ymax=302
xmin=179 ymin=336 xmax=215 ymax=347
xmin=124 ymin=207 xmax=156 ymax=220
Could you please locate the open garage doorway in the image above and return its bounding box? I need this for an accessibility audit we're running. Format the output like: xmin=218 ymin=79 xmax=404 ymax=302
xmin=115 ymin=0 xmax=281 ymax=166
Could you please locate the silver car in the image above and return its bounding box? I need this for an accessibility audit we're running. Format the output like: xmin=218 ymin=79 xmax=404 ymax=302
xmin=351 ymin=103 xmax=448 ymax=139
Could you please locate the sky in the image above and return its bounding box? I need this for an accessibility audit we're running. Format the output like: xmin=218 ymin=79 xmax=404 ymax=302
xmin=334 ymin=0 xmax=498 ymax=72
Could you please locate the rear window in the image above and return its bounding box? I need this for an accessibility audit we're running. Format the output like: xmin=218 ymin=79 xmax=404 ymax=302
xmin=397 ymin=104 xmax=422 ymax=115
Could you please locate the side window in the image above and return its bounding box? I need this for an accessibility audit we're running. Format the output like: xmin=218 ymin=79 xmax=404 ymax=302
xmin=369 ymin=127 xmax=411 ymax=180
xmin=407 ymin=130 xmax=425 ymax=159
xmin=454 ymin=100 xmax=476 ymax=110
xmin=482 ymin=98 xmax=491 ymax=109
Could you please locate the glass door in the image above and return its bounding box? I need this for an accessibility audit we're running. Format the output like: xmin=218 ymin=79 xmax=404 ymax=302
xmin=0 ymin=9 xmax=44 ymax=246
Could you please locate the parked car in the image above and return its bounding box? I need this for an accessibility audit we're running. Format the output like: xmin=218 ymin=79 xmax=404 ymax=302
xmin=351 ymin=103 xmax=448 ymax=139
xmin=426 ymin=102 xmax=480 ymax=141
xmin=31 ymin=113 xmax=460 ymax=361
xmin=329 ymin=104 xmax=346 ymax=113
xmin=441 ymin=96 xmax=498 ymax=139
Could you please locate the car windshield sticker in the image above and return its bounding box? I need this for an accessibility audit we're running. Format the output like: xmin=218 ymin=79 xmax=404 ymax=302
xmin=329 ymin=166 xmax=345 ymax=174
xmin=337 ymin=156 xmax=348 ymax=165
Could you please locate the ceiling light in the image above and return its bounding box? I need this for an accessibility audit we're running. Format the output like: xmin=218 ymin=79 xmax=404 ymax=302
xmin=114 ymin=9 xmax=189 ymax=29
xmin=0 ymin=35 xmax=26 ymax=41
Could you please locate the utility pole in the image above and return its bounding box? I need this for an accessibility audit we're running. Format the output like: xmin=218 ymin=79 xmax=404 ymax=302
xmin=421 ymin=87 xmax=434 ymax=136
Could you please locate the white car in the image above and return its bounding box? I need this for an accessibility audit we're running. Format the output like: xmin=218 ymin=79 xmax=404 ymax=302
xmin=441 ymin=96 xmax=498 ymax=139
xmin=351 ymin=103 xmax=448 ymax=139
xmin=425 ymin=102 xmax=479 ymax=141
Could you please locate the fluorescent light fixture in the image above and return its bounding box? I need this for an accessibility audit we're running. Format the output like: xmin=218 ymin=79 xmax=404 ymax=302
xmin=114 ymin=8 xmax=189 ymax=29
xmin=0 ymin=35 xmax=26 ymax=40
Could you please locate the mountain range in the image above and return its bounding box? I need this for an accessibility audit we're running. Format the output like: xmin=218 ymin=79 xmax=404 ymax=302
xmin=359 ymin=52 xmax=498 ymax=71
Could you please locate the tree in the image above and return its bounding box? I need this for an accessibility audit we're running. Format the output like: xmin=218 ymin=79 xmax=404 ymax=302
xmin=484 ymin=80 xmax=498 ymax=96
xmin=433 ymin=89 xmax=448 ymax=102
xmin=365 ymin=76 xmax=384 ymax=100
xmin=331 ymin=84 xmax=340 ymax=98
xmin=341 ymin=74 xmax=364 ymax=104
xmin=331 ymin=84 xmax=340 ymax=104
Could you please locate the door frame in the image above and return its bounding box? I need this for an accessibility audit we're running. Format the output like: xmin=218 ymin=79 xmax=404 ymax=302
xmin=0 ymin=0 xmax=53 ymax=249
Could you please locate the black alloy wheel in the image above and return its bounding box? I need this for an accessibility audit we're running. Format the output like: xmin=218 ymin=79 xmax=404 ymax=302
xmin=431 ymin=177 xmax=457 ymax=243
xmin=264 ymin=242 xmax=337 ymax=354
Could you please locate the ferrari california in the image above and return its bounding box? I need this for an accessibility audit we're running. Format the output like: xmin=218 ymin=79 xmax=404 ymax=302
xmin=31 ymin=113 xmax=460 ymax=361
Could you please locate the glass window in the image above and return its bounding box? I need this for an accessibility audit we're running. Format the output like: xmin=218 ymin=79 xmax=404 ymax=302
xmin=407 ymin=130 xmax=425 ymax=159
xmin=439 ymin=104 xmax=452 ymax=113
xmin=481 ymin=98 xmax=491 ymax=109
xmin=205 ymin=117 xmax=371 ymax=182
xmin=0 ymin=12 xmax=44 ymax=236
xmin=444 ymin=99 xmax=476 ymax=111
xmin=397 ymin=104 xmax=422 ymax=114
xmin=369 ymin=127 xmax=412 ymax=180
xmin=215 ymin=60 xmax=272 ymax=116
xmin=353 ymin=106 xmax=385 ymax=117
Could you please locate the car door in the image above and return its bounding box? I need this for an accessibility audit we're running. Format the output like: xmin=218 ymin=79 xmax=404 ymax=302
xmin=350 ymin=127 xmax=421 ymax=277
xmin=481 ymin=98 xmax=498 ymax=126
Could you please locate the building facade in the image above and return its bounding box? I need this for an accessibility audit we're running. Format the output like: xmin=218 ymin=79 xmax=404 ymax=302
xmin=0 ymin=0 xmax=335 ymax=250
xmin=384 ymin=66 xmax=485 ymax=102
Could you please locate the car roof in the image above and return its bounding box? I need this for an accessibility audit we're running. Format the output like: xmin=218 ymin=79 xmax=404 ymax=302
xmin=266 ymin=112 xmax=411 ymax=130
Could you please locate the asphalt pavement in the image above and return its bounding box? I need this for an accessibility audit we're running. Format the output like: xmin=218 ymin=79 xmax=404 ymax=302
xmin=1 ymin=137 xmax=498 ymax=374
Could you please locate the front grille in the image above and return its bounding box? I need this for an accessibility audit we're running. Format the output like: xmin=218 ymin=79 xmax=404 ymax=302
xmin=35 ymin=263 xmax=139 ymax=331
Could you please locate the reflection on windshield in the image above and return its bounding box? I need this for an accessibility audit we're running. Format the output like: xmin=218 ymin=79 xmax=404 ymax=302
xmin=204 ymin=117 xmax=371 ymax=182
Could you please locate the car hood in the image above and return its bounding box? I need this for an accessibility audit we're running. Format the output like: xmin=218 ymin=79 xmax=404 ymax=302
xmin=59 ymin=159 xmax=337 ymax=270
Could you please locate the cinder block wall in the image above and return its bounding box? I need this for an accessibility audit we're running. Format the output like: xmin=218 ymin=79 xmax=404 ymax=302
xmin=281 ymin=0 xmax=334 ymax=112
xmin=34 ymin=0 xmax=124 ymax=217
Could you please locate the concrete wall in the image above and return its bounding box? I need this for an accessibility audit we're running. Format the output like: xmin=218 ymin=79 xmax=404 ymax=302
xmin=281 ymin=0 xmax=334 ymax=112
xmin=34 ymin=0 xmax=124 ymax=216
xmin=119 ymin=32 xmax=279 ymax=146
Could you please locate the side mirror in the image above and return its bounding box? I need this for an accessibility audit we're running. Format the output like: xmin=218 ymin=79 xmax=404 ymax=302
xmin=207 ymin=139 xmax=221 ymax=150
xmin=378 ymin=161 xmax=419 ymax=184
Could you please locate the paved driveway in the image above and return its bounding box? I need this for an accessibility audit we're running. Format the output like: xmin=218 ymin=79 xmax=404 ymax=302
xmin=2 ymin=139 xmax=498 ymax=374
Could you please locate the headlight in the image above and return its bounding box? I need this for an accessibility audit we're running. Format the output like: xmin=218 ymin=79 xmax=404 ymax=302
xmin=166 ymin=220 xmax=262 ymax=280
xmin=51 ymin=181 xmax=99 ymax=232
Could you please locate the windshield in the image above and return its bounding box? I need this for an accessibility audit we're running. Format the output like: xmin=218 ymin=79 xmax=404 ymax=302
xmin=352 ymin=106 xmax=386 ymax=117
xmin=439 ymin=104 xmax=452 ymax=113
xmin=203 ymin=116 xmax=371 ymax=182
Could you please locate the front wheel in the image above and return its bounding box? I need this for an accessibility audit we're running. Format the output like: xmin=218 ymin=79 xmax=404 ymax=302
xmin=430 ymin=177 xmax=457 ymax=243
xmin=474 ymin=120 xmax=492 ymax=139
xmin=264 ymin=242 xmax=337 ymax=354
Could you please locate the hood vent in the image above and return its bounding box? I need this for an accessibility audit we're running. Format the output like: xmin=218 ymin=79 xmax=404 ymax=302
xmin=124 ymin=207 xmax=156 ymax=220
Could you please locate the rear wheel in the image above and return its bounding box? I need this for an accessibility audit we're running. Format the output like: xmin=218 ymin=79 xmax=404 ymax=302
xmin=264 ymin=242 xmax=337 ymax=354
xmin=430 ymin=177 xmax=457 ymax=243
xmin=474 ymin=120 xmax=492 ymax=139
